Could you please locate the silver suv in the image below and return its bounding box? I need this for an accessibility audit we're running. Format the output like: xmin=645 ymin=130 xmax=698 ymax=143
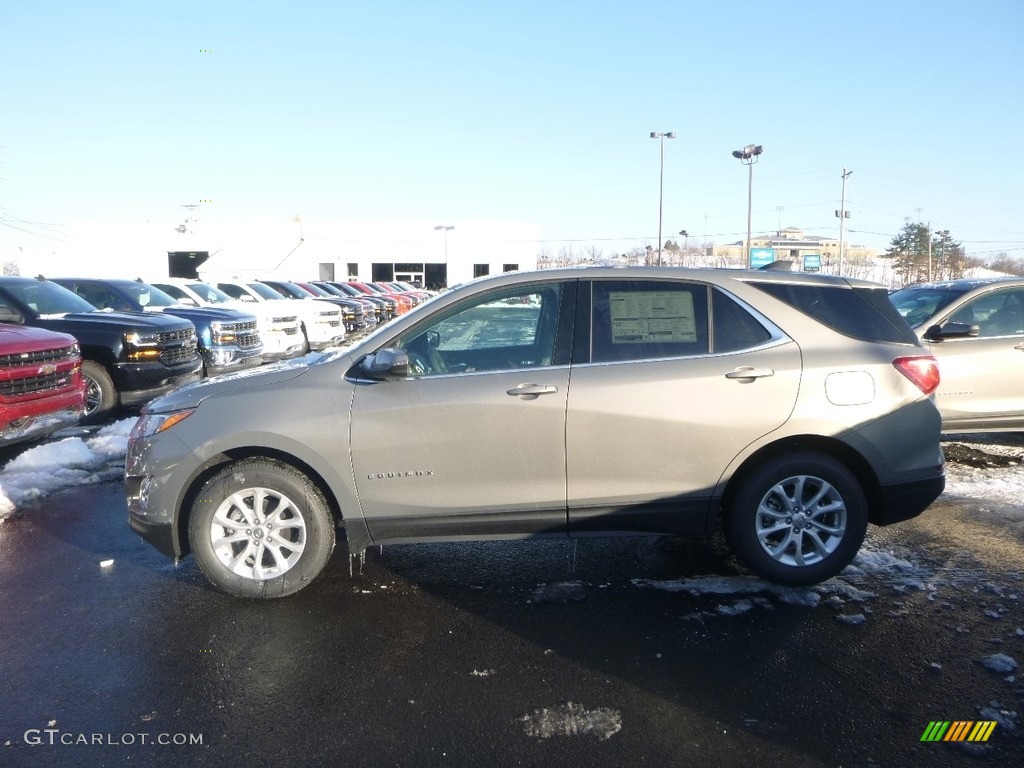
xmin=889 ymin=277 xmax=1024 ymax=432
xmin=126 ymin=267 xmax=945 ymax=598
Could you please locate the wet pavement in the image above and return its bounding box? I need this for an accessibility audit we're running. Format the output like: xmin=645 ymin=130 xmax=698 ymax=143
xmin=0 ymin=450 xmax=1023 ymax=767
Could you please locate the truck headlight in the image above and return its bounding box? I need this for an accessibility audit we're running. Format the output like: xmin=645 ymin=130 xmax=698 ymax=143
xmin=124 ymin=331 xmax=161 ymax=361
xmin=210 ymin=321 xmax=236 ymax=345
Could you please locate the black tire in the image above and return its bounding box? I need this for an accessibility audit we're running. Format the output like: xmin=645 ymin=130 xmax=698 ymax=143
xmin=80 ymin=361 xmax=117 ymax=424
xmin=188 ymin=458 xmax=336 ymax=598
xmin=724 ymin=452 xmax=868 ymax=586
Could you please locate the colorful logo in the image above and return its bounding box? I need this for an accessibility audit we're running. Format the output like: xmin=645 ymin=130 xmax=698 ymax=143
xmin=921 ymin=721 xmax=997 ymax=743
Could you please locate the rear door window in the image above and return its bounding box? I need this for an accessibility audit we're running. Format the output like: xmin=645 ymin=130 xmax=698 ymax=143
xmin=590 ymin=280 xmax=709 ymax=363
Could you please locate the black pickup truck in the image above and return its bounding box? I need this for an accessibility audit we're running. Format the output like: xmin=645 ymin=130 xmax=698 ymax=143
xmin=52 ymin=278 xmax=263 ymax=377
xmin=0 ymin=276 xmax=203 ymax=422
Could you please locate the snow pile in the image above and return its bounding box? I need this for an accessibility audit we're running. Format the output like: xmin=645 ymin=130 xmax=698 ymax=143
xmin=0 ymin=418 xmax=135 ymax=520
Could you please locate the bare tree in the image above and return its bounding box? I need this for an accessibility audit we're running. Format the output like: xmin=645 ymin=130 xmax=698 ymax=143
xmin=2 ymin=259 xmax=20 ymax=276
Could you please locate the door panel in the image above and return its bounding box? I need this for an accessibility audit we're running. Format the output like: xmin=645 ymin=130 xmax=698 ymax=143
xmin=350 ymin=369 xmax=570 ymax=539
xmin=350 ymin=279 xmax=575 ymax=542
xmin=565 ymin=343 xmax=801 ymax=533
xmin=566 ymin=278 xmax=800 ymax=535
xmin=927 ymin=336 xmax=1024 ymax=428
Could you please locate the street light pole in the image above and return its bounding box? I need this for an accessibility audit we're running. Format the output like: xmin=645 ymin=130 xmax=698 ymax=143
xmin=678 ymin=229 xmax=689 ymax=265
xmin=650 ymin=131 xmax=676 ymax=266
xmin=732 ymin=144 xmax=763 ymax=268
xmin=434 ymin=225 xmax=454 ymax=286
xmin=836 ymin=168 xmax=852 ymax=276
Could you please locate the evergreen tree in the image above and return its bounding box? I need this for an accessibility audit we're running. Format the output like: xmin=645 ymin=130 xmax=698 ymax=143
xmin=884 ymin=221 xmax=932 ymax=286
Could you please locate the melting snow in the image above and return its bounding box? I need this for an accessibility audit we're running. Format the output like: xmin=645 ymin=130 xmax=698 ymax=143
xmin=520 ymin=702 xmax=622 ymax=741
xmin=0 ymin=419 xmax=135 ymax=519
xmin=976 ymin=654 xmax=1018 ymax=674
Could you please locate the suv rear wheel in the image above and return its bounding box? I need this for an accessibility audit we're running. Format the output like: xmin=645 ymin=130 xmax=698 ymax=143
xmin=188 ymin=459 xmax=336 ymax=598
xmin=725 ymin=452 xmax=868 ymax=586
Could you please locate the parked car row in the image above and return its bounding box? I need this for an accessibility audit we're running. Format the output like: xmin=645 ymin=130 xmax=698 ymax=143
xmin=0 ymin=275 xmax=433 ymax=443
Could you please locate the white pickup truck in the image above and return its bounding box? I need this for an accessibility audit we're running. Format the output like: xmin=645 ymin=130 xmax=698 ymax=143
xmin=215 ymin=280 xmax=346 ymax=351
xmin=151 ymin=279 xmax=307 ymax=362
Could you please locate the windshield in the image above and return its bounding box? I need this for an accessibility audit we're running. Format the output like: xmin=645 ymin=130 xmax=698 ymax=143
xmin=889 ymin=286 xmax=971 ymax=328
xmin=185 ymin=283 xmax=234 ymax=304
xmin=301 ymin=283 xmax=330 ymax=297
xmin=246 ymin=282 xmax=287 ymax=300
xmin=115 ymin=282 xmax=178 ymax=308
xmin=332 ymin=283 xmax=361 ymax=297
xmin=266 ymin=281 xmax=312 ymax=299
xmin=3 ymin=280 xmax=99 ymax=315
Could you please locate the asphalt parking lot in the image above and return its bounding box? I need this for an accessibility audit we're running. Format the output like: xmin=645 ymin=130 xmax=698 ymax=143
xmin=0 ymin=431 xmax=1021 ymax=767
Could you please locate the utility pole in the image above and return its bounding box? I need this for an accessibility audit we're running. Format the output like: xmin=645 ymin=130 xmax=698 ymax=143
xmin=836 ymin=169 xmax=852 ymax=275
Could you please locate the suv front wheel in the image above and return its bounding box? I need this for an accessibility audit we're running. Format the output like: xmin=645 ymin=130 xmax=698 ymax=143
xmin=725 ymin=452 xmax=868 ymax=586
xmin=188 ymin=458 xmax=336 ymax=598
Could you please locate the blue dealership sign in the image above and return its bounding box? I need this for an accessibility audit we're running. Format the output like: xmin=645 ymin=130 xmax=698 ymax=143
xmin=803 ymin=254 xmax=821 ymax=272
xmin=750 ymin=248 xmax=775 ymax=269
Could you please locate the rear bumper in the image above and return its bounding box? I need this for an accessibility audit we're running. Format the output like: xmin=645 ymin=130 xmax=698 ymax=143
xmin=871 ymin=473 xmax=946 ymax=526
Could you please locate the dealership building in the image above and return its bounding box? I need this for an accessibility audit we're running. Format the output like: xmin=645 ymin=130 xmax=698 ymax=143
xmin=24 ymin=217 xmax=539 ymax=290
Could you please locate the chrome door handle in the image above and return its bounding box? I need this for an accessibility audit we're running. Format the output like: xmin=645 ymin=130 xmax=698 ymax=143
xmin=507 ymin=384 xmax=558 ymax=396
xmin=725 ymin=367 xmax=775 ymax=380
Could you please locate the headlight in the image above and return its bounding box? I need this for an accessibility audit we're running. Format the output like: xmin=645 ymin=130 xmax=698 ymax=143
xmin=210 ymin=321 xmax=236 ymax=344
xmin=129 ymin=409 xmax=196 ymax=441
xmin=125 ymin=331 xmax=159 ymax=347
xmin=124 ymin=331 xmax=161 ymax=361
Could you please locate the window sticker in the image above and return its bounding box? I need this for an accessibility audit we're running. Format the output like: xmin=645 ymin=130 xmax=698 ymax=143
xmin=609 ymin=291 xmax=696 ymax=343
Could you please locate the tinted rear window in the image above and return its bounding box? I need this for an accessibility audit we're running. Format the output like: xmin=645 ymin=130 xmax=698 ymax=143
xmin=751 ymin=282 xmax=918 ymax=344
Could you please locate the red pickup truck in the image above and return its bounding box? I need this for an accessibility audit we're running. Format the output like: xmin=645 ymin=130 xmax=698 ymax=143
xmin=0 ymin=324 xmax=86 ymax=448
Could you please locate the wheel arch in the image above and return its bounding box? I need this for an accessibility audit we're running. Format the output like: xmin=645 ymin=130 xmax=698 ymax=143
xmin=174 ymin=447 xmax=348 ymax=560
xmin=718 ymin=435 xmax=884 ymax=526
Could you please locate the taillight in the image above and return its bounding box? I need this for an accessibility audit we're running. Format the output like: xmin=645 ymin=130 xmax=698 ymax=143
xmin=893 ymin=356 xmax=940 ymax=395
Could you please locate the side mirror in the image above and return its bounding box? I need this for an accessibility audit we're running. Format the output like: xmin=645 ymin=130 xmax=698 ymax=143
xmin=924 ymin=321 xmax=979 ymax=341
xmin=360 ymin=348 xmax=410 ymax=380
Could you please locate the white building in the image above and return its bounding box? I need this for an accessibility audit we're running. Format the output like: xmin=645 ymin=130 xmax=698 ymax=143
xmin=23 ymin=216 xmax=539 ymax=289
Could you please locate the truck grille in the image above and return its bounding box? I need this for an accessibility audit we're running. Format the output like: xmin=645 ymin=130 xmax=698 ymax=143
xmin=222 ymin=321 xmax=261 ymax=350
xmin=157 ymin=328 xmax=199 ymax=366
xmin=0 ymin=371 xmax=73 ymax=399
xmin=0 ymin=345 xmax=77 ymax=368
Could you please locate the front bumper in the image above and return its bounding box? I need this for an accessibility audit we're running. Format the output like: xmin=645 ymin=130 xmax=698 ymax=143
xmin=128 ymin=513 xmax=179 ymax=560
xmin=307 ymin=332 xmax=346 ymax=351
xmin=304 ymin=318 xmax=346 ymax=350
xmin=203 ymin=344 xmax=264 ymax=377
xmin=0 ymin=405 xmax=83 ymax=447
xmin=115 ymin=361 xmax=204 ymax=407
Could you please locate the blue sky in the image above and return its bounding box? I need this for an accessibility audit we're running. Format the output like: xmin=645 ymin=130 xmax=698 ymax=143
xmin=2 ymin=0 xmax=1022 ymax=263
